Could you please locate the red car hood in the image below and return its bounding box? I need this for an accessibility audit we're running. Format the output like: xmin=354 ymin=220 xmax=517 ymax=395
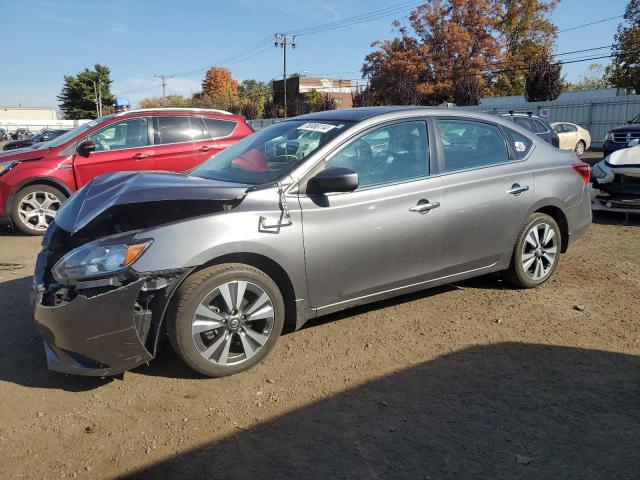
xmin=0 ymin=146 xmax=50 ymax=162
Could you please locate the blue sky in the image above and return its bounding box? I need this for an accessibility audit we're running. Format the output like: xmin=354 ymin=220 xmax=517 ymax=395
xmin=0 ymin=0 xmax=630 ymax=109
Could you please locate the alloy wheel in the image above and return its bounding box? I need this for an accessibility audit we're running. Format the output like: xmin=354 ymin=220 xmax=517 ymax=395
xmin=191 ymin=281 xmax=275 ymax=366
xmin=521 ymin=222 xmax=558 ymax=281
xmin=18 ymin=191 xmax=62 ymax=232
xmin=575 ymin=141 xmax=585 ymax=156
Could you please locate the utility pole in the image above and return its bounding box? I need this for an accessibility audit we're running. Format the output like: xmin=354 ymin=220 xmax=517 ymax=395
xmin=154 ymin=74 xmax=172 ymax=106
xmin=93 ymin=81 xmax=99 ymax=117
xmin=274 ymin=33 xmax=295 ymax=118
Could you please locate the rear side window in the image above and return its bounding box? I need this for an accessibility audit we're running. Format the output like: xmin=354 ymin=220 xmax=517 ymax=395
xmin=505 ymin=128 xmax=534 ymax=159
xmin=437 ymin=119 xmax=509 ymax=172
xmin=203 ymin=118 xmax=237 ymax=139
xmin=552 ymin=124 xmax=564 ymax=133
xmin=564 ymin=123 xmax=578 ymax=132
xmin=156 ymin=116 xmax=201 ymax=144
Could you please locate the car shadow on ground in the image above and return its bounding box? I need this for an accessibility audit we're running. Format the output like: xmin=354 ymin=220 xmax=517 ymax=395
xmin=0 ymin=275 xmax=113 ymax=391
xmin=592 ymin=211 xmax=640 ymax=227
xmin=125 ymin=342 xmax=640 ymax=479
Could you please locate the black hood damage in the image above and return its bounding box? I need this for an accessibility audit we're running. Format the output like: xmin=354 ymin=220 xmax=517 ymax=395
xmin=55 ymin=171 xmax=249 ymax=237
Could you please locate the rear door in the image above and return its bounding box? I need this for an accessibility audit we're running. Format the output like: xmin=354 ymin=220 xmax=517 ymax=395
xmin=74 ymin=116 xmax=155 ymax=188
xmin=435 ymin=117 xmax=534 ymax=274
xmin=153 ymin=116 xmax=203 ymax=172
xmin=191 ymin=116 xmax=239 ymax=167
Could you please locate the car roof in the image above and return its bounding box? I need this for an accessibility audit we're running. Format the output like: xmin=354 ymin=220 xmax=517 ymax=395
xmin=115 ymin=107 xmax=239 ymax=118
xmin=292 ymin=106 xmax=512 ymax=124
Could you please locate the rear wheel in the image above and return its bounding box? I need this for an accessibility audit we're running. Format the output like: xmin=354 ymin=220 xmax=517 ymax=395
xmin=504 ymin=213 xmax=561 ymax=288
xmin=10 ymin=184 xmax=66 ymax=235
xmin=575 ymin=140 xmax=586 ymax=156
xmin=167 ymin=263 xmax=285 ymax=377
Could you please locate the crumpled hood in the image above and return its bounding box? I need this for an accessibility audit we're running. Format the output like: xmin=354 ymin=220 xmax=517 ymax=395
xmin=607 ymin=145 xmax=640 ymax=167
xmin=55 ymin=171 xmax=249 ymax=234
xmin=0 ymin=146 xmax=50 ymax=162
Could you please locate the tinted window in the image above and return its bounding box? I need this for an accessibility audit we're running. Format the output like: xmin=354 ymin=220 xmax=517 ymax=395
xmin=564 ymin=123 xmax=578 ymax=132
xmin=552 ymin=124 xmax=564 ymax=133
xmin=87 ymin=117 xmax=149 ymax=152
xmin=156 ymin=116 xmax=201 ymax=144
xmin=326 ymin=121 xmax=429 ymax=188
xmin=437 ymin=119 xmax=509 ymax=172
xmin=514 ymin=117 xmax=540 ymax=133
xmin=532 ymin=119 xmax=549 ymax=133
xmin=203 ymin=118 xmax=237 ymax=139
xmin=505 ymin=128 xmax=534 ymax=159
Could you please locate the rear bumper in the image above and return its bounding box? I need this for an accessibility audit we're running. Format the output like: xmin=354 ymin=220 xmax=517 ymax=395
xmin=565 ymin=184 xmax=592 ymax=249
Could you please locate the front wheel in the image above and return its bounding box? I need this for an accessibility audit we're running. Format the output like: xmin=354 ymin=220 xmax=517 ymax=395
xmin=504 ymin=213 xmax=561 ymax=288
xmin=10 ymin=184 xmax=66 ymax=235
xmin=167 ymin=263 xmax=285 ymax=377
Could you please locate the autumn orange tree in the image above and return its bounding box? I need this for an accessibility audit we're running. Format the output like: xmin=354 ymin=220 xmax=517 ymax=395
xmin=194 ymin=67 xmax=240 ymax=111
xmin=363 ymin=0 xmax=560 ymax=105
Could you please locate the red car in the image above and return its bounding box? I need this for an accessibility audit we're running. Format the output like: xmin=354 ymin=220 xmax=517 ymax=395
xmin=0 ymin=108 xmax=253 ymax=235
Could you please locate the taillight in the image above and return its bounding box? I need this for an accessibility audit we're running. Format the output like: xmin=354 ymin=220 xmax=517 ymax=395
xmin=572 ymin=162 xmax=591 ymax=184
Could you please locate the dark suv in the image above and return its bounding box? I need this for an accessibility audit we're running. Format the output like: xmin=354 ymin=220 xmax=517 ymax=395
xmin=500 ymin=112 xmax=559 ymax=147
xmin=603 ymin=113 xmax=640 ymax=156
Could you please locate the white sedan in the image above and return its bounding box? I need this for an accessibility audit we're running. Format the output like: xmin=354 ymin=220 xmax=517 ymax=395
xmin=590 ymin=139 xmax=640 ymax=212
xmin=551 ymin=122 xmax=591 ymax=156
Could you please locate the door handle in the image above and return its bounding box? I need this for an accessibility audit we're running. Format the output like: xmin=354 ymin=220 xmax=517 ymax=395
xmin=132 ymin=153 xmax=148 ymax=159
xmin=409 ymin=200 xmax=440 ymax=213
xmin=199 ymin=145 xmax=216 ymax=152
xmin=507 ymin=184 xmax=529 ymax=195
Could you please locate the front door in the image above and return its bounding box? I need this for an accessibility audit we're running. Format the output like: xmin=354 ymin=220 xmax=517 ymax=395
xmin=74 ymin=116 xmax=155 ymax=188
xmin=300 ymin=120 xmax=447 ymax=309
xmin=434 ymin=117 xmax=534 ymax=274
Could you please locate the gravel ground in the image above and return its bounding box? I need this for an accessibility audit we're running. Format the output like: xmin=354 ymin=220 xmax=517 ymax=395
xmin=0 ymin=209 xmax=638 ymax=479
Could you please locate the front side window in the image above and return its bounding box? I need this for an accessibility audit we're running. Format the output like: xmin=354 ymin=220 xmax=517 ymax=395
xmin=155 ymin=116 xmax=202 ymax=144
xmin=437 ymin=119 xmax=509 ymax=172
xmin=564 ymin=123 xmax=578 ymax=132
xmin=191 ymin=120 xmax=351 ymax=185
xmin=325 ymin=121 xmax=429 ymax=188
xmin=552 ymin=124 xmax=564 ymax=134
xmin=87 ymin=117 xmax=149 ymax=152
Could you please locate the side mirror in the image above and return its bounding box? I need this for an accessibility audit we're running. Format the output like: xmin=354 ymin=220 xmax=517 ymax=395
xmin=307 ymin=167 xmax=358 ymax=195
xmin=629 ymin=138 xmax=640 ymax=148
xmin=77 ymin=140 xmax=96 ymax=157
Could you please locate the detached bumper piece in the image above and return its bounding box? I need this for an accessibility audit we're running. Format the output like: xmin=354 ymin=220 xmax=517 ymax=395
xmin=33 ymin=278 xmax=154 ymax=376
xmin=592 ymin=174 xmax=640 ymax=212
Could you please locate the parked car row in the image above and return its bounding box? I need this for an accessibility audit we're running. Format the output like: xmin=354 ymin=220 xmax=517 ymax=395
xmin=2 ymin=128 xmax=69 ymax=151
xmin=0 ymin=108 xmax=253 ymax=234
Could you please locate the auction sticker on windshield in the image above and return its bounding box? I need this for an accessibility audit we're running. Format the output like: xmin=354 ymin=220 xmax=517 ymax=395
xmin=297 ymin=123 xmax=337 ymax=133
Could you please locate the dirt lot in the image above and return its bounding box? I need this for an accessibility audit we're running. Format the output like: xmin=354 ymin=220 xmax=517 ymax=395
xmin=0 ymin=210 xmax=638 ymax=480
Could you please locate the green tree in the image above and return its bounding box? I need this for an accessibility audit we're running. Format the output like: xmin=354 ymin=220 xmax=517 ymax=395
xmin=565 ymin=64 xmax=610 ymax=91
xmin=238 ymin=79 xmax=269 ymax=118
xmin=57 ymin=64 xmax=114 ymax=119
xmin=524 ymin=53 xmax=563 ymax=101
xmin=608 ymin=0 xmax=640 ymax=92
xmin=138 ymin=95 xmax=194 ymax=108
xmin=492 ymin=0 xmax=559 ymax=96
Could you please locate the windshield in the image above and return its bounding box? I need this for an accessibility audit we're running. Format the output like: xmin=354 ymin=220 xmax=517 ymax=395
xmin=191 ymin=120 xmax=352 ymax=185
xmin=43 ymin=115 xmax=114 ymax=148
xmin=631 ymin=114 xmax=640 ymax=125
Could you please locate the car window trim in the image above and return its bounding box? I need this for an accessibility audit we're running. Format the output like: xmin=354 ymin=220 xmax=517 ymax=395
xmin=296 ymin=118 xmax=432 ymax=196
xmin=199 ymin=116 xmax=238 ymax=141
xmin=432 ymin=115 xmax=527 ymax=176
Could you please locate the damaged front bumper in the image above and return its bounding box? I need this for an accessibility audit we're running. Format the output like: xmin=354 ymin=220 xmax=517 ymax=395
xmin=32 ymin=250 xmax=189 ymax=376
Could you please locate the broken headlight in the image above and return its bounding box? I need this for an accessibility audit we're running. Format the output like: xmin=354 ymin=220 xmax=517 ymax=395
xmin=52 ymin=238 xmax=152 ymax=284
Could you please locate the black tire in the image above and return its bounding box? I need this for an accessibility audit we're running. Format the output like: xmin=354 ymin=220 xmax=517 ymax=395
xmin=167 ymin=263 xmax=285 ymax=377
xmin=10 ymin=184 xmax=67 ymax=235
xmin=503 ymin=213 xmax=561 ymax=288
xmin=575 ymin=140 xmax=586 ymax=156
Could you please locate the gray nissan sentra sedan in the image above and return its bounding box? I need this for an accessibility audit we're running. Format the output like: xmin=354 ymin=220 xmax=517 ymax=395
xmin=32 ymin=107 xmax=592 ymax=377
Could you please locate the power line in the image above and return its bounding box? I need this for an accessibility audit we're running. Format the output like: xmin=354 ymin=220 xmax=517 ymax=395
xmin=558 ymin=15 xmax=624 ymax=33
xmin=275 ymin=33 xmax=296 ymax=118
